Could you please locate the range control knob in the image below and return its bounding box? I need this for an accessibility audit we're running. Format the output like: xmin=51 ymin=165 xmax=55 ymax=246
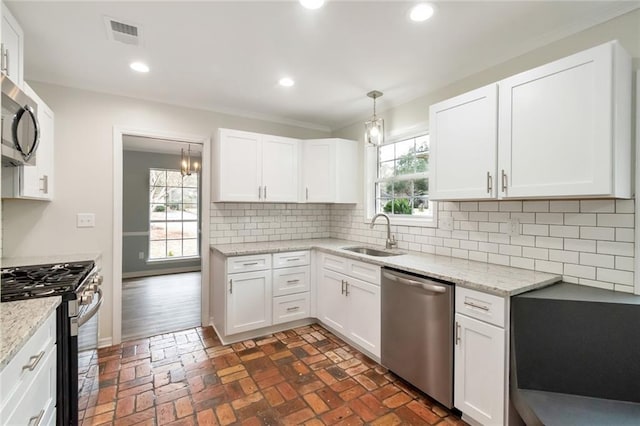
xmin=91 ymin=275 xmax=103 ymax=285
xmin=87 ymin=283 xmax=99 ymax=292
xmin=80 ymin=291 xmax=94 ymax=305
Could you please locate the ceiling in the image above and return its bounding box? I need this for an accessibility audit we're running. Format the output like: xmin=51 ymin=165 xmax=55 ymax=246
xmin=9 ymin=1 xmax=639 ymax=131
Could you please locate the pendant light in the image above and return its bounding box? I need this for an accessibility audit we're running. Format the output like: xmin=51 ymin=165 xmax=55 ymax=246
xmin=364 ymin=90 xmax=384 ymax=146
xmin=180 ymin=144 xmax=200 ymax=177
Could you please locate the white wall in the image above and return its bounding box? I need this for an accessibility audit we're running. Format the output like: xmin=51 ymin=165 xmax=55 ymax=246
xmin=1 ymin=82 xmax=329 ymax=343
xmin=331 ymin=9 xmax=640 ymax=293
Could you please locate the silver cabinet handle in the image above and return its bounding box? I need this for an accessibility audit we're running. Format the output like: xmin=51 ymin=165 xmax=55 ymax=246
xmin=286 ymin=258 xmax=300 ymax=262
xmin=286 ymin=306 xmax=300 ymax=312
xmin=455 ymin=321 xmax=461 ymax=345
xmin=264 ymin=186 xmax=267 ymax=200
xmin=28 ymin=409 xmax=45 ymax=426
xmin=22 ymin=351 xmax=45 ymax=372
xmin=4 ymin=48 xmax=9 ymax=76
xmin=286 ymin=279 xmax=300 ymax=284
xmin=382 ymin=272 xmax=447 ymax=294
xmin=258 ymin=186 xmax=262 ymax=200
xmin=486 ymin=171 xmax=492 ymax=194
xmin=40 ymin=175 xmax=49 ymax=194
xmin=306 ymin=187 xmax=309 ymax=201
xmin=229 ymin=279 xmax=233 ymax=294
xmin=464 ymin=301 xmax=490 ymax=311
xmin=243 ymin=262 xmax=259 ymax=266
xmin=0 ymin=44 xmax=5 ymax=72
xmin=345 ymin=281 xmax=350 ymax=296
xmin=501 ymin=169 xmax=507 ymax=192
xmin=341 ymin=279 xmax=345 ymax=295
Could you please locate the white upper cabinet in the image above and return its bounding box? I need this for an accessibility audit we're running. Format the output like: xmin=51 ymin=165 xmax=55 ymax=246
xmin=301 ymin=138 xmax=358 ymax=203
xmin=429 ymin=40 xmax=631 ymax=201
xmin=214 ymin=129 xmax=298 ymax=202
xmin=429 ymin=84 xmax=498 ymax=200
xmin=499 ymin=41 xmax=631 ymax=199
xmin=1 ymin=3 xmax=24 ymax=87
xmin=262 ymin=135 xmax=298 ymax=202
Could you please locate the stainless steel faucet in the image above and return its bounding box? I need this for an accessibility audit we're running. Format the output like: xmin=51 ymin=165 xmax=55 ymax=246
xmin=370 ymin=213 xmax=397 ymax=249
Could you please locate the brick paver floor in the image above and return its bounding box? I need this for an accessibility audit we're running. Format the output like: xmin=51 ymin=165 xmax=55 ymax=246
xmin=78 ymin=324 xmax=467 ymax=425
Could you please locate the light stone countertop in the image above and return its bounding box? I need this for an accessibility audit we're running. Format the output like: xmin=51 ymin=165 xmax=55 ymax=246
xmin=2 ymin=252 xmax=102 ymax=268
xmin=0 ymin=297 xmax=61 ymax=370
xmin=211 ymin=238 xmax=561 ymax=297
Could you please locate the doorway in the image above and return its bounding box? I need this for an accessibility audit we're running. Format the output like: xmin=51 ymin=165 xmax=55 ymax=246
xmin=113 ymin=128 xmax=211 ymax=346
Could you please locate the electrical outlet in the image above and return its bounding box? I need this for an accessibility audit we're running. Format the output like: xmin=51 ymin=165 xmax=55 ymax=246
xmin=138 ymin=252 xmax=145 ymax=260
xmin=507 ymin=218 xmax=520 ymax=236
xmin=440 ymin=216 xmax=454 ymax=231
xmin=76 ymin=213 xmax=95 ymax=228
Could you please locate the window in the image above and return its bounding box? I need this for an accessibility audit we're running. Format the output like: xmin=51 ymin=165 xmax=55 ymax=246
xmin=149 ymin=169 xmax=199 ymax=260
xmin=368 ymin=133 xmax=436 ymax=226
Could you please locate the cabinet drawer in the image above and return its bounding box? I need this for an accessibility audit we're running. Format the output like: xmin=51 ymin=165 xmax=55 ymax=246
xmin=0 ymin=309 xmax=56 ymax=409
xmin=348 ymin=259 xmax=381 ymax=285
xmin=322 ymin=253 xmax=349 ymax=274
xmin=273 ymin=266 xmax=310 ymax=297
xmin=273 ymin=251 xmax=310 ymax=268
xmin=227 ymin=254 xmax=271 ymax=273
xmin=1 ymin=344 xmax=56 ymax=426
xmin=273 ymin=293 xmax=310 ymax=325
xmin=455 ymin=286 xmax=505 ymax=328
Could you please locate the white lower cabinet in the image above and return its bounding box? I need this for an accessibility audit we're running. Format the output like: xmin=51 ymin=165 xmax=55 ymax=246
xmin=454 ymin=286 xmax=507 ymax=426
xmin=0 ymin=310 xmax=57 ymax=426
xmin=318 ymin=254 xmax=381 ymax=358
xmin=273 ymin=292 xmax=310 ymax=325
xmin=226 ymin=270 xmax=272 ymax=335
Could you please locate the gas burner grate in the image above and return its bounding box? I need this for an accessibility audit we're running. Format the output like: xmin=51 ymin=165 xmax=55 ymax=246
xmin=1 ymin=261 xmax=95 ymax=302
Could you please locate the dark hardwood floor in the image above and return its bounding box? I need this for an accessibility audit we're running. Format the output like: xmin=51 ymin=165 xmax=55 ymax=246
xmin=122 ymin=272 xmax=201 ymax=341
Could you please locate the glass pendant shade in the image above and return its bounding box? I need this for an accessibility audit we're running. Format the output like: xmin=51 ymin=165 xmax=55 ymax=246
xmin=365 ymin=90 xmax=384 ymax=146
xmin=365 ymin=117 xmax=384 ymax=146
xmin=180 ymin=145 xmax=200 ymax=177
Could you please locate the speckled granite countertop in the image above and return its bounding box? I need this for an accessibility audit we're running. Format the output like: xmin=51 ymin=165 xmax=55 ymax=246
xmin=0 ymin=297 xmax=61 ymax=370
xmin=2 ymin=252 xmax=102 ymax=268
xmin=211 ymin=238 xmax=561 ymax=297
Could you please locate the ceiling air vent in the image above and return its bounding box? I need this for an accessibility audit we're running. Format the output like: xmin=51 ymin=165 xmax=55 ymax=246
xmin=104 ymin=16 xmax=142 ymax=46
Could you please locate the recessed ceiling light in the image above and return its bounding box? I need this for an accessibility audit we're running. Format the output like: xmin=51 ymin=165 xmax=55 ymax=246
xmin=409 ymin=3 xmax=435 ymax=22
xmin=278 ymin=77 xmax=295 ymax=87
xmin=130 ymin=61 xmax=150 ymax=73
xmin=299 ymin=0 xmax=325 ymax=10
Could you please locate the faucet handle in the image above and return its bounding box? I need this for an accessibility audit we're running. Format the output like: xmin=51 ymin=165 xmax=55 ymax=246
xmin=387 ymin=234 xmax=398 ymax=249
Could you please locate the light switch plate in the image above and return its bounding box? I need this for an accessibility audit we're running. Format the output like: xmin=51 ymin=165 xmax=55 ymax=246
xmin=77 ymin=213 xmax=95 ymax=228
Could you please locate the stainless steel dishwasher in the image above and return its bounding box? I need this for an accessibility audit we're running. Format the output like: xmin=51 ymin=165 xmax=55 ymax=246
xmin=381 ymin=267 xmax=454 ymax=408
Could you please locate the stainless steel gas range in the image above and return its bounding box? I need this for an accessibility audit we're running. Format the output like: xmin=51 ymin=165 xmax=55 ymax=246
xmin=1 ymin=260 xmax=103 ymax=426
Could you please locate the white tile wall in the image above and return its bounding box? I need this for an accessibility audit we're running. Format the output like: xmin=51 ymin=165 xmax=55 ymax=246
xmin=331 ymin=199 xmax=636 ymax=293
xmin=209 ymin=203 xmax=332 ymax=244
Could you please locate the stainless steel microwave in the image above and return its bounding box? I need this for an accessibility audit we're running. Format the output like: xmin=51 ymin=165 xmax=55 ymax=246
xmin=1 ymin=74 xmax=39 ymax=166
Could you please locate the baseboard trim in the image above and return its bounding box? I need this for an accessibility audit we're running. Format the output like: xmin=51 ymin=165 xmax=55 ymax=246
xmin=98 ymin=336 xmax=113 ymax=348
xmin=122 ymin=266 xmax=201 ymax=279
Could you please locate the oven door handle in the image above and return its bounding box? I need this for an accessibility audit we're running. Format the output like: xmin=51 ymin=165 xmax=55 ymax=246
xmin=77 ymin=287 xmax=103 ymax=327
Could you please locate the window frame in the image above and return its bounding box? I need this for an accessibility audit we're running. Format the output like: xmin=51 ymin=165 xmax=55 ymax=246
xmin=364 ymin=130 xmax=438 ymax=228
xmin=148 ymin=168 xmax=200 ymax=261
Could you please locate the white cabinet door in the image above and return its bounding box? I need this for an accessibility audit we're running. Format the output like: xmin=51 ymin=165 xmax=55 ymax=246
xmin=216 ymin=129 xmax=262 ymax=202
xmin=20 ymin=84 xmax=54 ymax=200
xmin=1 ymin=3 xmax=24 ymax=87
xmin=317 ymin=269 xmax=348 ymax=334
xmin=454 ymin=313 xmax=505 ymax=426
xmin=498 ymin=41 xmax=630 ymax=199
xmin=429 ymin=84 xmax=497 ymax=200
xmin=226 ymin=270 xmax=272 ymax=335
xmin=302 ymin=139 xmax=335 ymax=202
xmin=262 ymin=135 xmax=298 ymax=202
xmin=345 ymin=277 xmax=380 ymax=357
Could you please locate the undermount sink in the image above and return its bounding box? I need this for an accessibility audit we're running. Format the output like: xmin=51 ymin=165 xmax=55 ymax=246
xmin=342 ymin=246 xmax=404 ymax=257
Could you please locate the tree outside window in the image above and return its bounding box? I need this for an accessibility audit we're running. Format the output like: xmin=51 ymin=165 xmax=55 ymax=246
xmin=149 ymin=169 xmax=199 ymax=259
xmin=375 ymin=134 xmax=431 ymax=217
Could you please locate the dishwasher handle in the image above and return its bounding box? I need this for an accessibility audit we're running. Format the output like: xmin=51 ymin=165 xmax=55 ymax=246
xmin=383 ymin=271 xmax=447 ymax=294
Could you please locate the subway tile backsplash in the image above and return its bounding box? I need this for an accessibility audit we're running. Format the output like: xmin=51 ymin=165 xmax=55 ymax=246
xmin=330 ymin=199 xmax=636 ymax=293
xmin=209 ymin=199 xmax=635 ymax=293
